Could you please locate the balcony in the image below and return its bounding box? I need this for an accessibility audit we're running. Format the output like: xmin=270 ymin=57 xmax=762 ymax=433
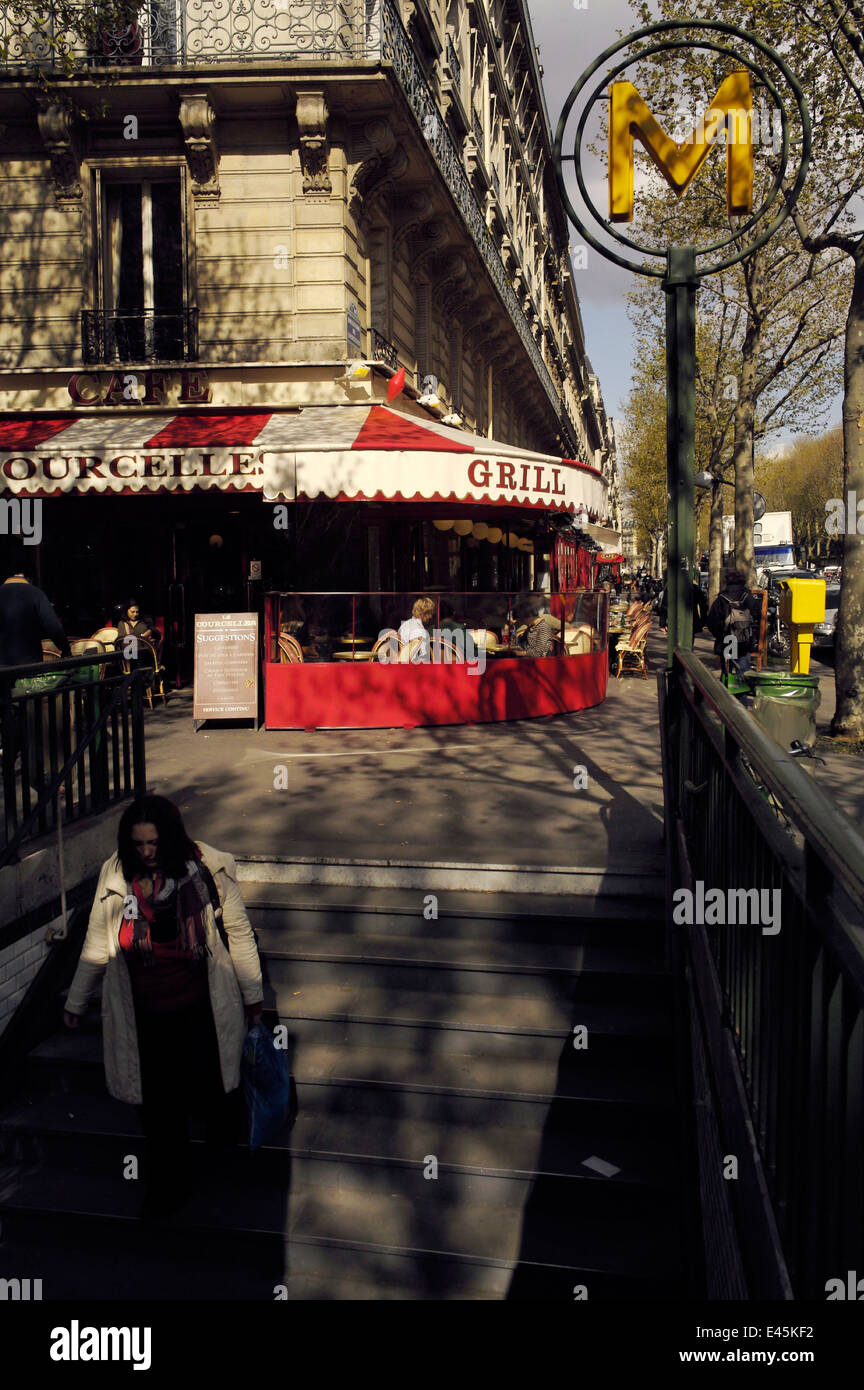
xmin=81 ymin=308 xmax=198 ymax=364
xmin=444 ymin=33 xmax=461 ymax=89
xmin=370 ymin=326 xmax=399 ymax=370
xmin=0 ymin=0 xmax=382 ymax=70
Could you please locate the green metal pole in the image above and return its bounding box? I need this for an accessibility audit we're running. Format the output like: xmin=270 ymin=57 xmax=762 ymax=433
xmin=663 ymin=248 xmax=697 ymax=670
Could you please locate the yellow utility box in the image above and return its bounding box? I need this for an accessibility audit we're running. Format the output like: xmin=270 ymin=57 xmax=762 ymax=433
xmin=777 ymin=578 xmax=826 ymax=674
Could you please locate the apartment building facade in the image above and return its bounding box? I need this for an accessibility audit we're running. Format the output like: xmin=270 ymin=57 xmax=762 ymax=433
xmin=0 ymin=0 xmax=620 ymax=667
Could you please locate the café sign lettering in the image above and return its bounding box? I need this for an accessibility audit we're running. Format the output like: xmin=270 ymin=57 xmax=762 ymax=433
xmin=67 ymin=369 xmax=211 ymax=406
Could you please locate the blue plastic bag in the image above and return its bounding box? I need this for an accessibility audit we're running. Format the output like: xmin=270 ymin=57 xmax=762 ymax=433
xmin=240 ymin=1021 xmax=296 ymax=1151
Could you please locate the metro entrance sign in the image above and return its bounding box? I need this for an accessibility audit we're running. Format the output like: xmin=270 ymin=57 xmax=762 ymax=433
xmin=553 ymin=20 xmax=811 ymax=666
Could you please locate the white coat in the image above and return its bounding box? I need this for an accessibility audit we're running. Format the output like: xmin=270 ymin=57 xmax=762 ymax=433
xmin=65 ymin=842 xmax=264 ymax=1106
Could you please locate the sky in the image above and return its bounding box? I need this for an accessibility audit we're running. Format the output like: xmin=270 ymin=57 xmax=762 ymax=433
xmin=528 ymin=0 xmax=650 ymax=437
xmin=526 ymin=0 xmax=844 ymax=449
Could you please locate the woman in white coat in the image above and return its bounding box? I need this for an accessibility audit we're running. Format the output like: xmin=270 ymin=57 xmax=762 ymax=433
xmin=63 ymin=794 xmax=264 ymax=1219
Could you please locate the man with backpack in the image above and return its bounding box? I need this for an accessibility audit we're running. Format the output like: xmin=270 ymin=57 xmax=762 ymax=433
xmin=706 ymin=568 xmax=763 ymax=675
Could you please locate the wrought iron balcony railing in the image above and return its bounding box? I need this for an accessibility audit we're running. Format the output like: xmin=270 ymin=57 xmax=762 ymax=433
xmin=444 ymin=32 xmax=460 ymax=89
xmin=370 ymin=327 xmax=399 ymax=370
xmin=81 ymin=308 xmax=198 ymax=364
xmin=0 ymin=0 xmax=383 ymax=69
xmin=472 ymin=108 xmax=483 ymax=153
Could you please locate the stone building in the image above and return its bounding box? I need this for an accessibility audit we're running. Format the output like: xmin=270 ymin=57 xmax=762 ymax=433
xmin=0 ymin=0 xmax=618 ymax=671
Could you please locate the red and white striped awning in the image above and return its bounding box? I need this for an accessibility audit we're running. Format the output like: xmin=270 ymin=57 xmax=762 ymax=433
xmin=0 ymin=403 xmax=606 ymax=516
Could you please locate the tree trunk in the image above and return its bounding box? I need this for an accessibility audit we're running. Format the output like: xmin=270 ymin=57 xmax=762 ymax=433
xmin=733 ymin=333 xmax=760 ymax=585
xmin=733 ymin=258 xmax=763 ymax=585
xmin=708 ymin=476 xmax=724 ymax=603
xmin=832 ymin=250 xmax=864 ymax=739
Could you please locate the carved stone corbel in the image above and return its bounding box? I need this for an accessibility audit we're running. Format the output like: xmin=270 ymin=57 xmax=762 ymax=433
xmin=392 ymin=188 xmax=436 ymax=252
xmin=296 ymin=89 xmax=331 ymax=196
xmin=36 ymin=100 xmax=82 ymax=206
xmin=408 ymin=220 xmax=450 ymax=278
xmin=350 ymin=119 xmax=408 ymax=223
xmin=179 ymin=92 xmax=220 ymax=204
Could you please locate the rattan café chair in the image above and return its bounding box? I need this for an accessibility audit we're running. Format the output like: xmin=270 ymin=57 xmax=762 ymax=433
xmin=372 ymin=630 xmax=400 ymax=662
xmin=278 ymin=633 xmax=304 ymax=664
xmin=122 ymin=632 xmax=168 ymax=708
xmin=615 ymin=616 xmax=653 ymax=680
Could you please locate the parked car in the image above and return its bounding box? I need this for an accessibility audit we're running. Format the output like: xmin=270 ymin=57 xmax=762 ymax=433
xmin=756 ymin=566 xmax=814 ymax=591
xmin=813 ymin=585 xmax=840 ymax=650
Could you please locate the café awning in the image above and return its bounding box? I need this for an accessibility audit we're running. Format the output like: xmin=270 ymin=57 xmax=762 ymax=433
xmin=0 ymin=402 xmax=607 ymax=517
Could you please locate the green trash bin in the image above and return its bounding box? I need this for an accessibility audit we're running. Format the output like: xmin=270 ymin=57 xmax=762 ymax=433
xmin=721 ymin=671 xmax=751 ymax=700
xmin=745 ymin=672 xmax=821 ymax=752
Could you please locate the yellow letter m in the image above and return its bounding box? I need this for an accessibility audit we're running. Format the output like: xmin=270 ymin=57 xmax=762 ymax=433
xmin=609 ymin=70 xmax=753 ymax=222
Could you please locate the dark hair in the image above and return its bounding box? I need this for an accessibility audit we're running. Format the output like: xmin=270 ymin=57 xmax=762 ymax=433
xmin=0 ymin=539 xmax=30 ymax=581
xmin=117 ymin=795 xmax=198 ymax=881
xmin=122 ymin=599 xmax=140 ymax=619
xmin=723 ymin=567 xmax=741 ymax=586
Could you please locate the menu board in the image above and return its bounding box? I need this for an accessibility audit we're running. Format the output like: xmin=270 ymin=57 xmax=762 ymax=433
xmin=193 ymin=613 xmax=258 ymax=724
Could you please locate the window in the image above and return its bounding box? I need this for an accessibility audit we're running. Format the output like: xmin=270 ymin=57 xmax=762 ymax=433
xmin=92 ymin=173 xmax=191 ymax=362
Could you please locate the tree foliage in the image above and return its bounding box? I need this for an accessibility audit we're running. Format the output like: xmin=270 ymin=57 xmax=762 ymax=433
xmin=755 ymin=428 xmax=844 ymax=564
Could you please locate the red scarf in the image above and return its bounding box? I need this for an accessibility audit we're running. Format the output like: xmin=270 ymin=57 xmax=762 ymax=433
xmin=121 ymin=851 xmax=210 ymax=963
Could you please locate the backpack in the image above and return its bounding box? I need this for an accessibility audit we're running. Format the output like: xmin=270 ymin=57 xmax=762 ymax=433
xmin=720 ymin=591 xmax=755 ymax=653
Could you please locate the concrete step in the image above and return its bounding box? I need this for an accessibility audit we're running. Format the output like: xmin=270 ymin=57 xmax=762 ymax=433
xmin=0 ymin=1152 xmax=683 ymax=1295
xmin=1 ymin=1080 xmax=679 ymax=1189
xmin=239 ymin=883 xmax=665 ymax=924
xmin=25 ymin=1023 xmax=675 ymax=1107
xmin=261 ymin=948 xmax=670 ymax=1005
xmin=236 ymin=857 xmax=666 ymax=900
xmin=252 ymin=924 xmax=665 ymax=979
xmin=0 ymin=1203 xmax=679 ymax=1300
xmin=264 ymin=980 xmax=674 ymax=1039
xmin=0 ymin=1114 xmax=680 ymax=1223
xmin=4 ymin=875 xmax=682 ymax=1299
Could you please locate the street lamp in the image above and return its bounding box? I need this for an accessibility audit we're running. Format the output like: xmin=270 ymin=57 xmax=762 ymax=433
xmin=694 ymin=471 xmax=766 ymax=520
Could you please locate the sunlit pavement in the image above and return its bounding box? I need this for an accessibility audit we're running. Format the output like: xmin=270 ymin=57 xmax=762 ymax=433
xmin=140 ymin=635 xmax=670 ymax=875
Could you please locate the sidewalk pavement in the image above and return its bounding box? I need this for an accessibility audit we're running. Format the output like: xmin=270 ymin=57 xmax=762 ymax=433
xmin=692 ymin=631 xmax=863 ymax=828
xmin=140 ymin=632 xmax=670 ymax=876
xmin=115 ymin=630 xmax=862 ymax=879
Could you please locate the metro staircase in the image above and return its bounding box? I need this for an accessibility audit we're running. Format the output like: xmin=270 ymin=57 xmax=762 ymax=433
xmin=0 ymin=860 xmax=694 ymax=1300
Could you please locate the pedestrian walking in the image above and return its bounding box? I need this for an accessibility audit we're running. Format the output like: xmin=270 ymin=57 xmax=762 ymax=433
xmin=0 ymin=544 xmax=70 ymax=667
xmin=706 ymin=567 xmax=762 ymax=676
xmin=692 ymin=580 xmax=708 ymax=639
xmin=63 ymin=795 xmax=264 ymax=1220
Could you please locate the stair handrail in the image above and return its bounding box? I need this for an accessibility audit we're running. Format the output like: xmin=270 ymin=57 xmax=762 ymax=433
xmin=0 ymin=653 xmax=148 ymax=876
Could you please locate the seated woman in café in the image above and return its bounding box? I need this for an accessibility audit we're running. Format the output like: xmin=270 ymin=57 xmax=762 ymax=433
xmin=508 ymin=598 xmax=559 ymax=658
xmin=398 ymin=596 xmax=436 ymax=660
xmin=117 ymin=600 xmax=162 ymax=662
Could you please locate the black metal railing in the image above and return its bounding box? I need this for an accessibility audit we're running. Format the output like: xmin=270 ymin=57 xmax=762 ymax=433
xmin=445 ymin=32 xmax=461 ymax=88
xmin=81 ymin=308 xmax=198 ymax=364
xmin=491 ymin=166 xmax=501 ymax=201
xmin=661 ymin=648 xmax=864 ymax=1299
xmin=472 ymin=108 xmax=483 ymax=152
xmin=370 ymin=327 xmax=399 ymax=370
xmin=0 ymin=652 xmax=148 ymax=861
xmin=0 ymin=0 xmax=382 ymax=67
xmin=558 ymin=406 xmax=581 ymax=459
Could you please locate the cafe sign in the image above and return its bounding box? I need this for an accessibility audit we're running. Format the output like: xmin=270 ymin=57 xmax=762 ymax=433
xmin=0 ymin=405 xmax=607 ymax=516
